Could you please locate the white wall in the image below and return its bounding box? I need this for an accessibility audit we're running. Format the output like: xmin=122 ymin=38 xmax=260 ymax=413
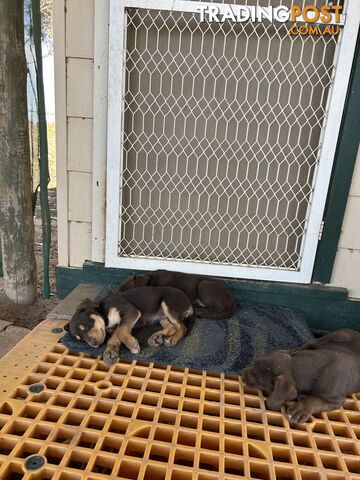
xmin=331 ymin=145 xmax=360 ymax=299
xmin=54 ymin=0 xmax=94 ymax=267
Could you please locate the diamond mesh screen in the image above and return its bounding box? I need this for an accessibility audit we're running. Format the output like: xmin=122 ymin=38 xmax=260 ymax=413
xmin=118 ymin=1 xmax=341 ymax=270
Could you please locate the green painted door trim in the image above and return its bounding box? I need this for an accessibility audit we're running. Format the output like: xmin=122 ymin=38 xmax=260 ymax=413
xmin=312 ymin=33 xmax=360 ymax=283
xmin=56 ymin=261 xmax=360 ymax=333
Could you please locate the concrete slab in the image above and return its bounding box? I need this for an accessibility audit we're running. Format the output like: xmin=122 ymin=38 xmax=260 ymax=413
xmin=0 ymin=326 xmax=31 ymax=359
xmin=46 ymin=283 xmax=104 ymax=320
xmin=0 ymin=320 xmax=11 ymax=332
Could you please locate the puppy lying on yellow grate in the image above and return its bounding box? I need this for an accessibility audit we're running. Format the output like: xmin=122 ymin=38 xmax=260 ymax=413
xmin=242 ymin=328 xmax=360 ymax=423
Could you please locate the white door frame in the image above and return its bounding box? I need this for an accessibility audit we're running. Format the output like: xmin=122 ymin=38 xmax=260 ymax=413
xmin=105 ymin=0 xmax=360 ymax=283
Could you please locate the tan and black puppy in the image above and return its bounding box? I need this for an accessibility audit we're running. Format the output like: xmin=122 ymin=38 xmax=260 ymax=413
xmin=67 ymin=286 xmax=194 ymax=365
xmin=119 ymin=269 xmax=236 ymax=319
xmin=242 ymin=329 xmax=360 ymax=423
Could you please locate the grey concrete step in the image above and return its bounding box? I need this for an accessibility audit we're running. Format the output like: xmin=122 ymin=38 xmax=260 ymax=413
xmin=0 ymin=325 xmax=31 ymax=359
xmin=46 ymin=283 xmax=103 ymax=321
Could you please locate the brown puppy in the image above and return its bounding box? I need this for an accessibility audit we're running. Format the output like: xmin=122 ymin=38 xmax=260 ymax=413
xmin=119 ymin=269 xmax=236 ymax=319
xmin=67 ymin=286 xmax=193 ymax=365
xmin=242 ymin=329 xmax=360 ymax=423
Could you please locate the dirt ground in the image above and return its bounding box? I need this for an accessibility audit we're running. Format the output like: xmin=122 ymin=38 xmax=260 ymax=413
xmin=0 ymin=188 xmax=59 ymax=330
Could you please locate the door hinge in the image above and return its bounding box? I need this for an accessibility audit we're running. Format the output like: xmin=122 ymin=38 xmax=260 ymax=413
xmin=318 ymin=220 xmax=325 ymax=240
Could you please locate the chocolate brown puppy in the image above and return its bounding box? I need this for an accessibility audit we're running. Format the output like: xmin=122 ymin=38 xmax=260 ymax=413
xmin=119 ymin=269 xmax=236 ymax=319
xmin=67 ymin=286 xmax=194 ymax=365
xmin=242 ymin=329 xmax=360 ymax=423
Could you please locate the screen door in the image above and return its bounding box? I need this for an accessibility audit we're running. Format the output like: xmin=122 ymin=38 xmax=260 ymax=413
xmin=106 ymin=0 xmax=360 ymax=282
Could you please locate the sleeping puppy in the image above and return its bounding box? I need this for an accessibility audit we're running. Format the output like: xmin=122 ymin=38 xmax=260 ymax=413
xmin=67 ymin=286 xmax=193 ymax=365
xmin=119 ymin=269 xmax=236 ymax=319
xmin=242 ymin=329 xmax=360 ymax=423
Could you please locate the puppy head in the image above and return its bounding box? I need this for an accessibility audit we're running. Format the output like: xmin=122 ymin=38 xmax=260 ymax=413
xmin=67 ymin=298 xmax=106 ymax=348
xmin=242 ymin=356 xmax=275 ymax=393
xmin=119 ymin=274 xmax=150 ymax=291
xmin=242 ymin=352 xmax=297 ymax=411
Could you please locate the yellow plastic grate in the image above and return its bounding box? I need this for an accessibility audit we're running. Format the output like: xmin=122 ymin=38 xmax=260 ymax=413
xmin=0 ymin=320 xmax=360 ymax=479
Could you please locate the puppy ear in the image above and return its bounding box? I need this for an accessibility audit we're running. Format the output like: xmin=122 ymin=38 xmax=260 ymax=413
xmin=119 ymin=275 xmax=136 ymax=291
xmin=135 ymin=275 xmax=150 ymax=287
xmin=77 ymin=298 xmax=99 ymax=312
xmin=63 ymin=322 xmax=70 ymax=331
xmin=267 ymin=372 xmax=297 ymax=411
xmin=78 ymin=298 xmax=94 ymax=308
xmin=120 ymin=274 xmax=150 ymax=291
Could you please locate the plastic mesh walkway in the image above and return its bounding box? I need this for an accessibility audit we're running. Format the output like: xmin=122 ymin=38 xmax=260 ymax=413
xmin=0 ymin=320 xmax=360 ymax=479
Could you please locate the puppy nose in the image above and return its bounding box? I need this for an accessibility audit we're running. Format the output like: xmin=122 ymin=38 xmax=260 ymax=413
xmin=89 ymin=337 xmax=99 ymax=347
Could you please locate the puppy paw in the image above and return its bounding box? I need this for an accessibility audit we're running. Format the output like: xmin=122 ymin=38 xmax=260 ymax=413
xmin=128 ymin=338 xmax=140 ymax=354
xmin=148 ymin=332 xmax=164 ymax=347
xmin=164 ymin=335 xmax=178 ymax=346
xmin=103 ymin=347 xmax=119 ymax=366
xmin=286 ymin=402 xmax=312 ymax=424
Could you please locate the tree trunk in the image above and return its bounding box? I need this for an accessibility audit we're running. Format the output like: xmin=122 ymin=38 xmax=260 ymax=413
xmin=0 ymin=0 xmax=37 ymax=304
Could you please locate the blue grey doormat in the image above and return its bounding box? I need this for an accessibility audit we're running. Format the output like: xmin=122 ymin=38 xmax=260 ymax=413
xmin=61 ymin=285 xmax=313 ymax=375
